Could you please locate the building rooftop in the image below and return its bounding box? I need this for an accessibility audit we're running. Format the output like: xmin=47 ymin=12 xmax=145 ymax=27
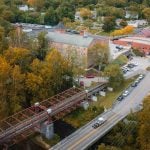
xmin=46 ymin=32 xmax=94 ymax=47
xmin=120 ymin=37 xmax=150 ymax=45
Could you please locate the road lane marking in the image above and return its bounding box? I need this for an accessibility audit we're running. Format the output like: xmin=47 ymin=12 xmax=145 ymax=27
xmin=68 ymin=114 xmax=119 ymax=150
xmin=68 ymin=75 xmax=150 ymax=150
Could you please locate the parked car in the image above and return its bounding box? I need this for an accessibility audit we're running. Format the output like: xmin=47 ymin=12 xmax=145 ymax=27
xmin=116 ymin=45 xmax=123 ymax=50
xmin=127 ymin=63 xmax=135 ymax=69
xmin=138 ymin=74 xmax=145 ymax=80
xmin=122 ymin=90 xmax=129 ymax=97
xmin=117 ymin=95 xmax=124 ymax=101
xmin=131 ymin=82 xmax=138 ymax=87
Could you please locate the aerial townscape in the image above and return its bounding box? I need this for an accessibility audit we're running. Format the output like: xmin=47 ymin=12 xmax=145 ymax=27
xmin=0 ymin=0 xmax=150 ymax=150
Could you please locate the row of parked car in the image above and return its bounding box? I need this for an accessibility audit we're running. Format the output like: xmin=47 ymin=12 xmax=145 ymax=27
xmin=91 ymin=74 xmax=145 ymax=129
xmin=122 ymin=62 xmax=138 ymax=74
xmin=117 ymin=74 xmax=145 ymax=102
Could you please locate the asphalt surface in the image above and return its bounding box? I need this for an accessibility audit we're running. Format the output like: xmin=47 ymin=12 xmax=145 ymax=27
xmin=50 ymin=72 xmax=150 ymax=150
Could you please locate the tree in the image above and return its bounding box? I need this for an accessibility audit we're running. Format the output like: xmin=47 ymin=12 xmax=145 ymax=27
xmin=104 ymin=64 xmax=124 ymax=90
xmin=111 ymin=26 xmax=134 ymax=36
xmin=79 ymin=8 xmax=92 ymax=20
xmin=138 ymin=96 xmax=150 ymax=150
xmin=0 ymin=56 xmax=25 ymax=118
xmin=44 ymin=7 xmax=59 ymax=25
xmin=36 ymin=31 xmax=49 ymax=60
xmin=102 ymin=16 xmax=116 ymax=32
xmin=142 ymin=8 xmax=150 ymax=23
xmin=9 ymin=28 xmax=29 ymax=48
xmin=44 ymin=49 xmax=73 ymax=93
xmin=88 ymin=43 xmax=109 ymax=69
xmin=4 ymin=47 xmax=33 ymax=72
xmin=119 ymin=20 xmax=127 ymax=27
xmin=0 ymin=26 xmax=8 ymax=54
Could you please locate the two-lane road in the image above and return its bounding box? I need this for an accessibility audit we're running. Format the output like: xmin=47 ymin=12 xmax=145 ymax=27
xmin=50 ymin=72 xmax=150 ymax=150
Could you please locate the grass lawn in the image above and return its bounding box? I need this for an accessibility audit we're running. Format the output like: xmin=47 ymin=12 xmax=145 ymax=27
xmin=95 ymin=77 xmax=134 ymax=109
xmin=64 ymin=77 xmax=136 ymax=128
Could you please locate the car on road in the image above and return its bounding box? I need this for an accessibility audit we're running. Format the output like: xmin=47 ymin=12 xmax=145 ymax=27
xmin=138 ymin=74 xmax=145 ymax=80
xmin=117 ymin=95 xmax=124 ymax=101
xmin=122 ymin=90 xmax=129 ymax=97
xmin=92 ymin=117 xmax=107 ymax=129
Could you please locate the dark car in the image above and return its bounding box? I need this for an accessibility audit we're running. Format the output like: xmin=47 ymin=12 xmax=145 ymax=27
xmin=117 ymin=95 xmax=124 ymax=101
xmin=92 ymin=123 xmax=99 ymax=129
xmin=131 ymin=82 xmax=138 ymax=87
xmin=127 ymin=64 xmax=135 ymax=68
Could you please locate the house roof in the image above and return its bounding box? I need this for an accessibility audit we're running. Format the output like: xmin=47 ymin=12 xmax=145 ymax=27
xmin=46 ymin=32 xmax=94 ymax=47
xmin=119 ymin=37 xmax=150 ymax=45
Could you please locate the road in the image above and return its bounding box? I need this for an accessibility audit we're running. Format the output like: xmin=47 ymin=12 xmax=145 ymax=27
xmin=50 ymin=72 xmax=150 ymax=150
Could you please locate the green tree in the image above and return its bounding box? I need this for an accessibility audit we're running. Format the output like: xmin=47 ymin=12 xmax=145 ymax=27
xmin=36 ymin=31 xmax=49 ymax=60
xmin=88 ymin=43 xmax=109 ymax=69
xmin=119 ymin=20 xmax=127 ymax=27
xmin=142 ymin=7 xmax=150 ymax=23
xmin=102 ymin=16 xmax=116 ymax=32
xmin=138 ymin=96 xmax=150 ymax=150
xmin=104 ymin=64 xmax=124 ymax=90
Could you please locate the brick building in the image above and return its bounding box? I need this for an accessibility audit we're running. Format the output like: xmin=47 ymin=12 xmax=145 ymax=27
xmin=46 ymin=32 xmax=107 ymax=68
xmin=113 ymin=37 xmax=150 ymax=55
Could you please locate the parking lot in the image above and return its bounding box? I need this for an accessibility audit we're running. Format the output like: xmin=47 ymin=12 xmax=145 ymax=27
xmin=122 ymin=56 xmax=150 ymax=78
xmin=109 ymin=40 xmax=131 ymax=60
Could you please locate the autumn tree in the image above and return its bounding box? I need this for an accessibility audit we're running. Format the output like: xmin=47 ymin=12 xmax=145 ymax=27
xmin=137 ymin=95 xmax=150 ymax=150
xmin=0 ymin=56 xmax=25 ymax=118
xmin=111 ymin=26 xmax=134 ymax=36
xmin=80 ymin=8 xmax=92 ymax=20
xmin=142 ymin=8 xmax=150 ymax=23
xmin=4 ymin=47 xmax=33 ymax=72
xmin=44 ymin=49 xmax=73 ymax=93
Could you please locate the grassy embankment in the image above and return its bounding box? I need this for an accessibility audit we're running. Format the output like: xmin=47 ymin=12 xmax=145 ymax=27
xmin=64 ymin=77 xmax=135 ymax=128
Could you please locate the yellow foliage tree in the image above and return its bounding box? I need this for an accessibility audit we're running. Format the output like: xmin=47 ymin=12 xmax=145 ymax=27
xmin=111 ymin=26 xmax=134 ymax=36
xmin=80 ymin=8 xmax=92 ymax=20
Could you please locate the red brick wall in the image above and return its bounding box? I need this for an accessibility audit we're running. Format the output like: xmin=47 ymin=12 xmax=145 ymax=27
xmin=113 ymin=40 xmax=150 ymax=54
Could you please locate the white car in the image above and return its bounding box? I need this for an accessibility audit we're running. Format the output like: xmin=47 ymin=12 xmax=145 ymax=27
xmin=122 ymin=90 xmax=129 ymax=97
xmin=138 ymin=74 xmax=145 ymax=80
xmin=92 ymin=117 xmax=107 ymax=129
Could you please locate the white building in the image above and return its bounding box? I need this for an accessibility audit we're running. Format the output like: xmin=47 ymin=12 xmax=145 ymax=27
xmin=18 ymin=5 xmax=34 ymax=12
xmin=125 ymin=11 xmax=138 ymax=19
xmin=127 ymin=20 xmax=148 ymax=28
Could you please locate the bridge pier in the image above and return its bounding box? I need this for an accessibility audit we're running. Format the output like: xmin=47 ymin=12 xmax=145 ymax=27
xmin=80 ymin=101 xmax=89 ymax=110
xmin=40 ymin=108 xmax=54 ymax=139
xmin=40 ymin=121 xmax=54 ymax=139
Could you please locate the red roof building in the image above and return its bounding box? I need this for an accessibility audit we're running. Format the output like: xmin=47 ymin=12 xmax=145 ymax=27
xmin=113 ymin=37 xmax=150 ymax=55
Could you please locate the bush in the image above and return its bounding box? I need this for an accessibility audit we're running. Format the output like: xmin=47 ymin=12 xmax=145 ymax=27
xmin=146 ymin=66 xmax=150 ymax=71
xmin=112 ymin=55 xmax=128 ymax=66
xmin=132 ymin=48 xmax=145 ymax=57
